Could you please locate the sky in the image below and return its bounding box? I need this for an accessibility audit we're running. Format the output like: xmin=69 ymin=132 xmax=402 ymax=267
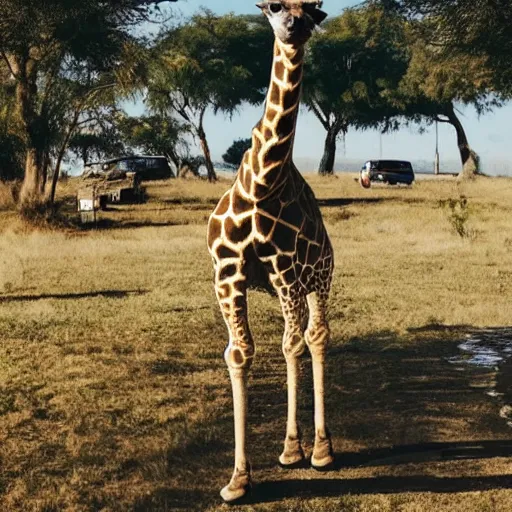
xmin=131 ymin=0 xmax=512 ymax=175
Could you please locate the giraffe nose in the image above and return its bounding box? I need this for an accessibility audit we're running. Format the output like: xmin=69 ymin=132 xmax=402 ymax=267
xmin=289 ymin=16 xmax=304 ymax=31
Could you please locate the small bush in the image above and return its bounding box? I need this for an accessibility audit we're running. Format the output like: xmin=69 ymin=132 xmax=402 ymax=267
xmin=330 ymin=209 xmax=355 ymax=223
xmin=439 ymin=195 xmax=472 ymax=238
xmin=18 ymin=199 xmax=74 ymax=229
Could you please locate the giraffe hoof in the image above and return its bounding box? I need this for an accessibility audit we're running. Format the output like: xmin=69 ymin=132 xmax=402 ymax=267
xmin=220 ymin=467 xmax=252 ymax=504
xmin=311 ymin=434 xmax=335 ymax=471
xmin=278 ymin=456 xmax=308 ymax=470
xmin=311 ymin=456 xmax=335 ymax=472
xmin=220 ymin=482 xmax=252 ymax=504
xmin=279 ymin=436 xmax=306 ymax=469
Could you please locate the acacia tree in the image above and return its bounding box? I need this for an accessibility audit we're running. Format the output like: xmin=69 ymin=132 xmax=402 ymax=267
xmin=147 ymin=11 xmax=271 ymax=182
xmin=397 ymin=26 xmax=500 ymax=178
xmin=379 ymin=0 xmax=512 ymax=93
xmin=118 ymin=114 xmax=191 ymax=176
xmin=0 ymin=0 xmax=176 ymax=207
xmin=303 ymin=6 xmax=409 ymax=175
xmin=68 ymin=105 xmax=126 ymax=168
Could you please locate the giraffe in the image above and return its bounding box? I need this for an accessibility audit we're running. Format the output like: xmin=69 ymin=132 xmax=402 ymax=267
xmin=207 ymin=0 xmax=334 ymax=502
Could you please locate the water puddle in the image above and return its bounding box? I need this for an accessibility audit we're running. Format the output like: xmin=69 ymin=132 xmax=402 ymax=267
xmin=448 ymin=328 xmax=512 ymax=427
xmin=448 ymin=328 xmax=512 ymax=368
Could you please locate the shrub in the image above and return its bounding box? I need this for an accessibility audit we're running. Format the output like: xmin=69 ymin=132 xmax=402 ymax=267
xmin=439 ymin=195 xmax=471 ymax=238
xmin=18 ymin=199 xmax=73 ymax=229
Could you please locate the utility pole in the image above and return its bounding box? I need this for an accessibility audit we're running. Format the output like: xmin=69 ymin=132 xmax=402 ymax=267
xmin=434 ymin=121 xmax=440 ymax=175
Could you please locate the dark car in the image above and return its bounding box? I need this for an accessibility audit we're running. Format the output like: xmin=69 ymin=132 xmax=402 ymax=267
xmin=360 ymin=160 xmax=415 ymax=186
xmin=98 ymin=156 xmax=174 ymax=181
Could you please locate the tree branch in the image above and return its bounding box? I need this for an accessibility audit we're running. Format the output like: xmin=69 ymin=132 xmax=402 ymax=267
xmin=309 ymin=98 xmax=329 ymax=130
xmin=0 ymin=50 xmax=17 ymax=79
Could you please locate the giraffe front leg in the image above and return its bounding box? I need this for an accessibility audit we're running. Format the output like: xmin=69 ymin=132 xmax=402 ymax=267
xmin=305 ymin=291 xmax=335 ymax=471
xmin=221 ymin=365 xmax=252 ymax=503
xmin=279 ymin=292 xmax=307 ymax=468
xmin=216 ymin=275 xmax=254 ymax=503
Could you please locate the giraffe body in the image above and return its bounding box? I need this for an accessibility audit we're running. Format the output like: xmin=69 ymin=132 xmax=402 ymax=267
xmin=208 ymin=159 xmax=333 ymax=313
xmin=207 ymin=1 xmax=334 ymax=502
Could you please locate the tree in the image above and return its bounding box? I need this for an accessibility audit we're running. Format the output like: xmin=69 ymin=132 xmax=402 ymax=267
xmin=69 ymin=129 xmax=124 ymax=169
xmin=118 ymin=114 xmax=190 ymax=176
xmin=147 ymin=11 xmax=272 ymax=182
xmin=303 ymin=6 xmax=409 ymax=175
xmin=0 ymin=0 xmax=176 ymax=207
xmin=222 ymin=138 xmax=252 ymax=169
xmin=378 ymin=0 xmax=512 ymax=93
xmin=48 ymin=78 xmax=125 ymax=203
xmin=397 ymin=23 xmax=500 ymax=178
xmin=0 ymin=67 xmax=24 ymax=181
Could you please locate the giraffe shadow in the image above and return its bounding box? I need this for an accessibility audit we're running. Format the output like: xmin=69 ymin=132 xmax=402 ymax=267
xmin=80 ymin=219 xmax=188 ymax=230
xmin=319 ymin=325 xmax=512 ymax=448
xmin=0 ymin=289 xmax=148 ymax=303
xmin=334 ymin=439 xmax=512 ymax=469
xmin=163 ymin=198 xmax=219 ymax=206
xmin=143 ymin=324 xmax=512 ymax=509
xmin=244 ymin=324 xmax=512 ymax=503
xmin=317 ymin=197 xmax=385 ymax=207
xmin=253 ymin=473 xmax=512 ymax=503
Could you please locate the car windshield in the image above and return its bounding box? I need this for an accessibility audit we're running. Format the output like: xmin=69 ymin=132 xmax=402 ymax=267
xmin=375 ymin=160 xmax=412 ymax=171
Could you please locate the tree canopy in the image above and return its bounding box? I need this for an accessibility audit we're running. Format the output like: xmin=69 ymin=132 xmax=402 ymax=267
xmin=118 ymin=114 xmax=189 ymax=175
xmin=303 ymin=5 xmax=409 ymax=174
xmin=378 ymin=0 xmax=512 ymax=94
xmin=146 ymin=11 xmax=272 ymax=181
xmin=395 ymin=23 xmax=500 ymax=177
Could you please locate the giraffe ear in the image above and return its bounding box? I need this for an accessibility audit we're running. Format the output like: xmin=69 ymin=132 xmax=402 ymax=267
xmin=303 ymin=4 xmax=328 ymax=25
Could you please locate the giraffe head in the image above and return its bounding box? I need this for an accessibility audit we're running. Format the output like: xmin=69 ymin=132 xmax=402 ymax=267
xmin=257 ymin=1 xmax=328 ymax=46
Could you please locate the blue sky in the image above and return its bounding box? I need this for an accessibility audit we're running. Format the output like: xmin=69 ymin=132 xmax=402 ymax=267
xmin=138 ymin=0 xmax=512 ymax=174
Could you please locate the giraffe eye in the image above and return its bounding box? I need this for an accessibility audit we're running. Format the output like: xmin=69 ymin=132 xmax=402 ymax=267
xmin=269 ymin=3 xmax=282 ymax=13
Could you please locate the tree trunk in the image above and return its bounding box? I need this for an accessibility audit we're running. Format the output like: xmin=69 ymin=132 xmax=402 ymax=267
xmin=197 ymin=127 xmax=217 ymax=182
xmin=196 ymin=107 xmax=217 ymax=182
xmin=318 ymin=127 xmax=338 ymax=175
xmin=50 ymin=114 xmax=80 ymax=204
xmin=81 ymin=146 xmax=88 ymax=167
xmin=39 ymin=151 xmax=50 ymax=195
xmin=14 ymin=55 xmax=46 ymax=207
xmin=50 ymin=149 xmax=65 ymax=204
xmin=20 ymin=147 xmax=44 ymax=206
xmin=446 ymin=105 xmax=479 ymax=179
xmin=165 ymin=151 xmax=178 ymax=178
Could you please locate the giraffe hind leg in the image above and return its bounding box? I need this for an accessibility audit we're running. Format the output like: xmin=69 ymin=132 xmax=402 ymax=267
xmin=305 ymin=290 xmax=335 ymax=470
xmin=278 ymin=290 xmax=308 ymax=469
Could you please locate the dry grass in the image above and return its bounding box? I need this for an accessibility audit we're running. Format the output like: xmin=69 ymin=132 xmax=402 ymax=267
xmin=0 ymin=173 xmax=511 ymax=511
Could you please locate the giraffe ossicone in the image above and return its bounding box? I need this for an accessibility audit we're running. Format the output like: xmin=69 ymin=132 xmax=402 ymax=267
xmin=207 ymin=0 xmax=334 ymax=503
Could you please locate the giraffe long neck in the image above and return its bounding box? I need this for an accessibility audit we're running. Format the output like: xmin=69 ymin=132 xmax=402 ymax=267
xmin=238 ymin=40 xmax=304 ymax=200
